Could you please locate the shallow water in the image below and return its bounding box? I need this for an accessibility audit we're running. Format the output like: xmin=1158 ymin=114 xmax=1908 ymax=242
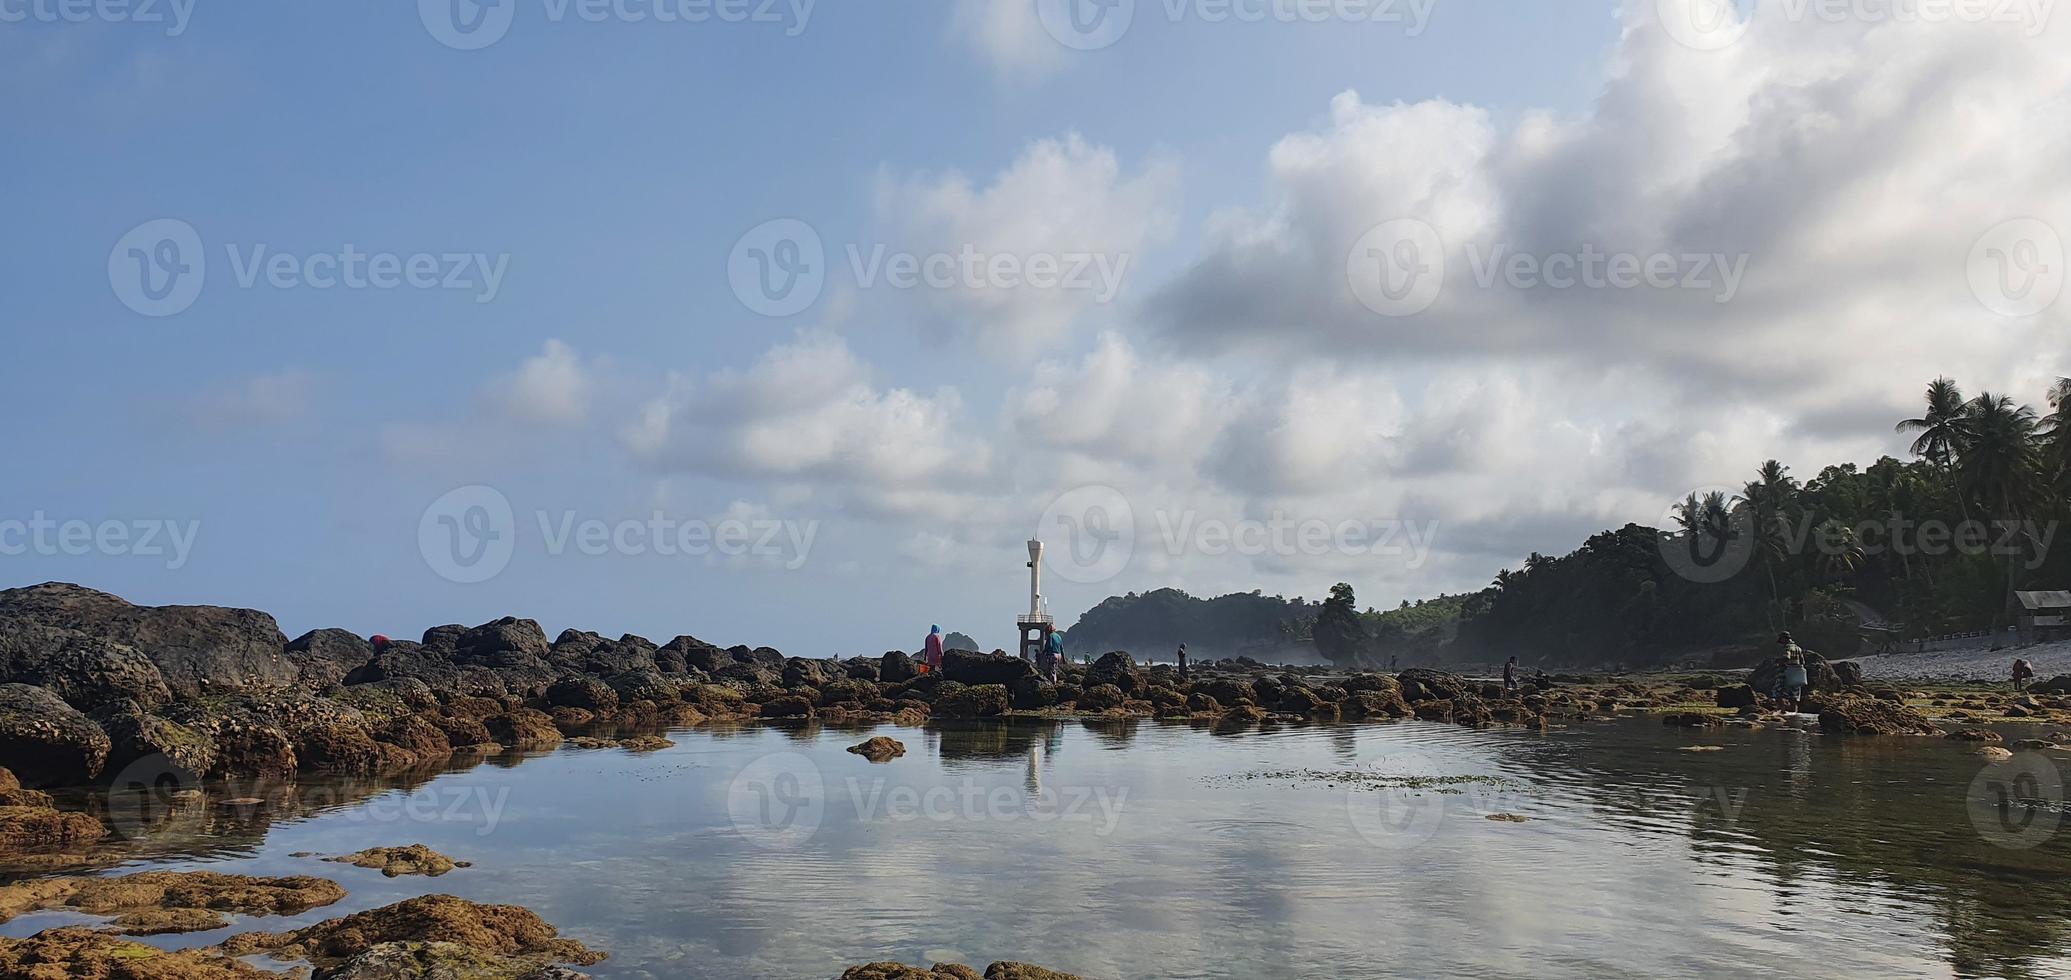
xmin=11 ymin=716 xmax=2071 ymax=979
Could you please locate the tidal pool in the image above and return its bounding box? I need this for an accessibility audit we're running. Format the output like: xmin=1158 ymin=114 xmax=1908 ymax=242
xmin=9 ymin=717 xmax=2071 ymax=979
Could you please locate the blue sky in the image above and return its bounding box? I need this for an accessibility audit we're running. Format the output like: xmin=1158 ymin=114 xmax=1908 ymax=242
xmin=3 ymin=0 xmax=2065 ymax=653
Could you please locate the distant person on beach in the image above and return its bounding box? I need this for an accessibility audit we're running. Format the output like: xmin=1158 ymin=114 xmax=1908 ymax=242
xmin=1776 ymin=633 xmax=1809 ymax=712
xmin=1040 ymin=629 xmax=1064 ymax=682
xmin=1503 ymin=656 xmax=1519 ymax=692
xmin=923 ymin=626 xmax=944 ymax=675
xmin=1176 ymin=643 xmax=1189 ymax=680
xmin=2013 ymin=658 xmax=2036 ymax=692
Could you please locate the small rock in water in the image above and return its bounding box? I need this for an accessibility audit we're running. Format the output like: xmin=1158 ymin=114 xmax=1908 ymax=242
xmin=847 ymin=737 xmax=907 ymax=763
xmin=326 ymin=844 xmax=472 ymax=878
xmin=2011 ymin=739 xmax=2060 ymax=751
xmin=1678 ymin=746 xmax=1725 ymax=752
xmin=1486 ymin=813 xmax=1530 ymax=823
xmin=1975 ymin=746 xmax=2015 ymax=762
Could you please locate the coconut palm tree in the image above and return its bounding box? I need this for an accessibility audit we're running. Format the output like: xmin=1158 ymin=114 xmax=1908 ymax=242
xmin=1958 ymin=392 xmax=2042 ymax=641
xmin=1896 ymin=377 xmax=1974 ymax=471
xmin=2038 ymin=377 xmax=2071 ymax=489
xmin=1736 ymin=461 xmax=1801 ymax=631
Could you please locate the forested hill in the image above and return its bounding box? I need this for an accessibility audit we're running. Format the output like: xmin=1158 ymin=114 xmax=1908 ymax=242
xmin=1061 ymin=589 xmax=1319 ymax=662
xmin=1065 ymin=377 xmax=2071 ymax=670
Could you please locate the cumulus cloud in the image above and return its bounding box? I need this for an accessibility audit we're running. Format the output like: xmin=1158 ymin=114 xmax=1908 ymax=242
xmin=185 ymin=369 xmax=317 ymax=428
xmin=1150 ymin=1 xmax=2071 ymax=412
xmin=623 ymin=332 xmax=993 ymax=505
xmin=492 ymin=340 xmax=595 ymax=426
xmin=872 ymin=134 xmax=1179 ymax=351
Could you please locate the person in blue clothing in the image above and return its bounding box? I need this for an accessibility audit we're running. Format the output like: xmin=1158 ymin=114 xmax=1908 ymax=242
xmin=1040 ymin=629 xmax=1064 ymax=682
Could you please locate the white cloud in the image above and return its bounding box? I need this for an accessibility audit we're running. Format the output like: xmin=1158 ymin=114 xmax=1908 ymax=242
xmin=492 ymin=339 xmax=595 ymax=426
xmin=873 ymin=134 xmax=1180 ymax=351
xmin=623 ymin=332 xmax=993 ymax=503
xmin=948 ymin=0 xmax=1063 ymax=79
xmin=185 ymin=369 xmax=317 ymax=428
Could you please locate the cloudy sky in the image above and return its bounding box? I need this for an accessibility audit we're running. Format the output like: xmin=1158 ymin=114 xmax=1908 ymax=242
xmin=2 ymin=0 xmax=2065 ymax=653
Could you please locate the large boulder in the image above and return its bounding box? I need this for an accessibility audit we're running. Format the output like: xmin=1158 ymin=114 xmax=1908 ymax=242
xmin=880 ymin=651 xmax=918 ymax=684
xmin=1083 ymin=652 xmax=1142 ymax=694
xmin=934 ymin=684 xmax=1010 ymax=719
xmin=1819 ymin=695 xmax=1938 ymax=736
xmin=0 ymin=583 xmax=294 ymax=699
xmin=347 ymin=641 xmax=512 ymax=700
xmin=544 ymin=678 xmax=619 ymax=713
xmin=93 ymin=699 xmax=219 ymax=778
xmin=453 ymin=618 xmax=551 ymax=668
xmin=284 ymin=629 xmax=375 ymax=691
xmin=1196 ymin=678 xmax=1257 ymax=706
xmin=0 ymin=683 xmax=113 ymax=787
xmin=1396 ymin=668 xmax=1471 ymax=703
xmin=783 ymin=658 xmax=844 ymax=689
xmin=943 ymin=650 xmax=1035 ymax=687
xmin=1715 ymin=685 xmax=1760 ymax=710
xmin=655 ymin=634 xmax=726 ymax=675
xmin=0 ymin=626 xmax=171 ymax=711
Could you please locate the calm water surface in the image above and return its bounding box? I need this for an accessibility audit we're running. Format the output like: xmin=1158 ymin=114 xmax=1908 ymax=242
xmin=9 ymin=717 xmax=2071 ymax=979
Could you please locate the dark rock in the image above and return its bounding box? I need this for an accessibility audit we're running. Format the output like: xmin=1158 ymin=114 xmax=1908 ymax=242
xmin=605 ymin=671 xmax=679 ymax=705
xmin=1819 ymin=696 xmax=1938 ymax=736
xmin=656 ymin=634 xmax=726 ymax=674
xmin=783 ymin=658 xmax=843 ymax=689
xmin=285 ymin=629 xmax=375 ymax=691
xmin=1084 ymin=652 xmax=1142 ymax=693
xmin=1197 ymin=678 xmax=1256 ymax=706
xmin=943 ymin=650 xmax=1036 ymax=687
xmin=1662 ymin=712 xmax=1720 ymax=728
xmin=842 ymin=658 xmax=882 ymax=681
xmin=935 ymin=684 xmax=1010 ymax=718
xmin=544 ymin=678 xmax=619 ymax=713
xmin=0 ymin=583 xmax=293 ymax=699
xmin=1715 ymin=685 xmax=1759 ymax=710
xmin=94 ymin=699 xmax=218 ymax=778
xmin=1078 ymin=684 xmax=1126 ymax=712
xmin=847 ymin=737 xmax=906 ymax=763
xmin=483 ymin=709 xmax=561 ymax=748
xmin=758 ymin=695 xmax=815 ymax=719
xmin=0 ymin=627 xmax=172 ymax=712
xmin=1397 ymin=669 xmax=1470 ymax=703
xmin=0 ymin=683 xmax=113 ymax=787
xmin=880 ymin=651 xmax=918 ymax=684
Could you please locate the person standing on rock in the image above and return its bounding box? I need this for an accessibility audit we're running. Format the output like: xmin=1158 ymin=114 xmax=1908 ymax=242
xmin=2013 ymin=658 xmax=2036 ymax=692
xmin=1503 ymin=657 xmax=1519 ymax=693
xmin=1777 ymin=633 xmax=1809 ymax=713
xmin=1176 ymin=643 xmax=1189 ymax=680
xmin=923 ymin=626 xmax=945 ymax=675
xmin=1041 ymin=630 xmax=1065 ymax=683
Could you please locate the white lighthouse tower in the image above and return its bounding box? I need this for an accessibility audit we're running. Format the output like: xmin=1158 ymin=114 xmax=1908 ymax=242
xmin=1018 ymin=538 xmax=1055 ymax=663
